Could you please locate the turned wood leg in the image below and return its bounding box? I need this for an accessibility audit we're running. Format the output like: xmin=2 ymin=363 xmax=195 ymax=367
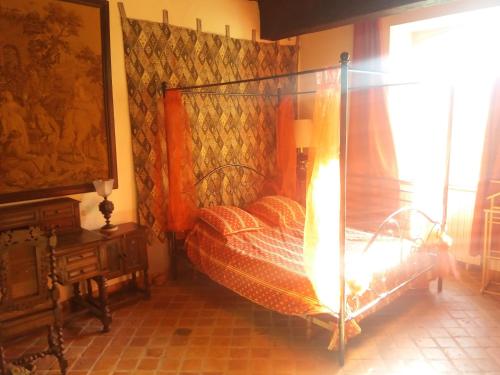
xmin=131 ymin=272 xmax=137 ymax=290
xmin=70 ymin=282 xmax=81 ymax=311
xmin=48 ymin=325 xmax=68 ymax=375
xmin=144 ymin=267 xmax=151 ymax=299
xmin=86 ymin=279 xmax=93 ymax=298
xmin=306 ymin=317 xmax=312 ymax=340
xmin=0 ymin=345 xmax=6 ymax=375
xmin=73 ymin=282 xmax=81 ymax=298
xmin=96 ymin=275 xmax=112 ymax=332
xmin=168 ymin=232 xmax=178 ymax=280
xmin=55 ymin=325 xmax=68 ymax=375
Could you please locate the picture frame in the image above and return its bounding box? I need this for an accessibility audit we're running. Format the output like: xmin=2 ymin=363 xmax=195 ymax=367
xmin=0 ymin=0 xmax=117 ymax=203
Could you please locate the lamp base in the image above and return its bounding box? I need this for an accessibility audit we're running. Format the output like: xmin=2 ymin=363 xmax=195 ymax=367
xmin=100 ymin=224 xmax=118 ymax=232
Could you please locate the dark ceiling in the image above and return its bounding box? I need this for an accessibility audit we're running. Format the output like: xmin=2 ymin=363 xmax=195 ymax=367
xmin=256 ymin=0 xmax=459 ymax=40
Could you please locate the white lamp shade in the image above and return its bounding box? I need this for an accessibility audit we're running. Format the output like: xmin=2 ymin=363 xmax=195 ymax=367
xmin=93 ymin=179 xmax=114 ymax=197
xmin=294 ymin=119 xmax=313 ymax=148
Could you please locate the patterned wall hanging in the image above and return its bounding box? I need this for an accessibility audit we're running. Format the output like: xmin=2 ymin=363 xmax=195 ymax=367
xmin=120 ymin=8 xmax=298 ymax=241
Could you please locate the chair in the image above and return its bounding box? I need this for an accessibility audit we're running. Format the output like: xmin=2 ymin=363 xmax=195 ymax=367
xmin=0 ymin=227 xmax=67 ymax=374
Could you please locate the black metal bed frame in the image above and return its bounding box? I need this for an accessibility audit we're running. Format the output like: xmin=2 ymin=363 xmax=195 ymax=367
xmin=163 ymin=52 xmax=453 ymax=366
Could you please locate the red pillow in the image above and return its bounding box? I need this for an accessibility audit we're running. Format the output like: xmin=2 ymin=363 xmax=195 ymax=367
xmin=199 ymin=206 xmax=262 ymax=236
xmin=245 ymin=195 xmax=305 ymax=227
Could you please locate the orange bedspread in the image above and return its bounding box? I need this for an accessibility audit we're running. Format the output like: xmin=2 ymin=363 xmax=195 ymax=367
xmin=186 ymin=221 xmax=322 ymax=315
xmin=185 ymin=219 xmax=435 ymax=317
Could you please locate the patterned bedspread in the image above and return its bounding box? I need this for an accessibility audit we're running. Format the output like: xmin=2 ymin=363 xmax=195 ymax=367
xmin=185 ymin=216 xmax=436 ymax=346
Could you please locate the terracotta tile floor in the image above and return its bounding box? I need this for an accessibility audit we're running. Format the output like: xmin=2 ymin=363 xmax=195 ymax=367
xmin=5 ymin=268 xmax=500 ymax=374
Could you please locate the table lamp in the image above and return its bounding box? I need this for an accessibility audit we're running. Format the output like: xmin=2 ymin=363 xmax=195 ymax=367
xmin=93 ymin=179 xmax=117 ymax=232
xmin=294 ymin=119 xmax=313 ymax=204
xmin=294 ymin=119 xmax=313 ymax=175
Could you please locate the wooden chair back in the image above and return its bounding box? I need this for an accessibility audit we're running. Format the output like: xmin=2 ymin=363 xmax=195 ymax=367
xmin=0 ymin=227 xmax=67 ymax=374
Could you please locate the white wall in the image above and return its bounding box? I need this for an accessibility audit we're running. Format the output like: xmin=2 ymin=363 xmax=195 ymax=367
xmin=297 ymin=25 xmax=353 ymax=119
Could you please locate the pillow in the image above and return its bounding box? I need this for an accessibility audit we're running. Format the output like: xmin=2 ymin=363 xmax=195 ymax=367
xmin=245 ymin=195 xmax=305 ymax=227
xmin=198 ymin=205 xmax=262 ymax=236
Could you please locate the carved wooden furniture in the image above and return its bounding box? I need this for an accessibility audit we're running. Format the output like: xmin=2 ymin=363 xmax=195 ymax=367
xmin=98 ymin=223 xmax=150 ymax=303
xmin=0 ymin=198 xmax=150 ymax=333
xmin=0 ymin=198 xmax=81 ymax=234
xmin=0 ymin=227 xmax=67 ymax=375
xmin=481 ymin=189 xmax=500 ymax=295
xmin=57 ymin=229 xmax=112 ymax=332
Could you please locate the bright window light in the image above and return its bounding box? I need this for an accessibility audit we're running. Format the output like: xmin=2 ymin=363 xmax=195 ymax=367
xmin=388 ymin=6 xmax=500 ymax=221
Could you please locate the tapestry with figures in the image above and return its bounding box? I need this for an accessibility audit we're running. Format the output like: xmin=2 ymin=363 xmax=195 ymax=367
xmin=120 ymin=13 xmax=298 ymax=241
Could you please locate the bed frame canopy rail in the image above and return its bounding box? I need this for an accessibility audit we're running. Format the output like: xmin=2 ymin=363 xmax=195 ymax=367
xmin=161 ymin=52 xmax=453 ymax=366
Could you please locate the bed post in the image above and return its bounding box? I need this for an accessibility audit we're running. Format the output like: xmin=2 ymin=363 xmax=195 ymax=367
xmin=161 ymin=81 xmax=167 ymax=98
xmin=167 ymin=231 xmax=178 ymax=280
xmin=438 ymin=87 xmax=455 ymax=293
xmin=162 ymin=81 xmax=177 ymax=281
xmin=338 ymin=51 xmax=350 ymax=366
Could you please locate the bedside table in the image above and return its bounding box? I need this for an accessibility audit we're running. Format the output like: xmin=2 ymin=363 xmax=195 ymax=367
xmin=96 ymin=223 xmax=151 ymax=303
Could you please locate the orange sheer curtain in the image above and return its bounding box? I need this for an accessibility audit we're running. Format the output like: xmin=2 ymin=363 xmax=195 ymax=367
xmin=303 ymin=69 xmax=362 ymax=347
xmin=164 ymin=91 xmax=197 ymax=231
xmin=348 ymin=19 xmax=400 ymax=228
xmin=304 ymin=69 xmax=342 ymax=311
xmin=470 ymin=78 xmax=500 ymax=256
xmin=274 ymin=96 xmax=297 ymax=199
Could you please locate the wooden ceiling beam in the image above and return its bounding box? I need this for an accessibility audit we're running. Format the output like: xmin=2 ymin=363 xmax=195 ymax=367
xmin=257 ymin=0 xmax=458 ymax=40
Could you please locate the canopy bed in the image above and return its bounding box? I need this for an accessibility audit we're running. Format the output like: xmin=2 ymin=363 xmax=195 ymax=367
xmin=160 ymin=52 xmax=452 ymax=365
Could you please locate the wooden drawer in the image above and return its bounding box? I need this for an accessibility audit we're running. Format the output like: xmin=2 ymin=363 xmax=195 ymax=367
xmin=58 ymin=247 xmax=102 ymax=283
xmin=43 ymin=217 xmax=79 ymax=233
xmin=41 ymin=205 xmax=75 ymax=220
xmin=0 ymin=207 xmax=38 ymax=231
xmin=66 ymin=264 xmax=100 ymax=281
xmin=65 ymin=249 xmax=99 ymax=266
xmin=0 ymin=197 xmax=81 ymax=233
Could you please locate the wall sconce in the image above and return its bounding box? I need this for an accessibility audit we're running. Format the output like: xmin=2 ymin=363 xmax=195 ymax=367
xmin=93 ymin=179 xmax=117 ymax=232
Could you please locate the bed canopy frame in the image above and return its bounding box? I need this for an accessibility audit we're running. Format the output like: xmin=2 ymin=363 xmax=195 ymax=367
xmin=161 ymin=52 xmax=453 ymax=365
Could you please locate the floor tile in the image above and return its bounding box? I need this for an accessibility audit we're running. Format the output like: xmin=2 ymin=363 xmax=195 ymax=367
xmin=4 ymin=267 xmax=500 ymax=374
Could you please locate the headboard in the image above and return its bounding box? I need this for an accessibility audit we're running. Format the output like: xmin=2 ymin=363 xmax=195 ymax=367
xmin=182 ymin=92 xmax=279 ymax=208
xmin=193 ymin=163 xmax=269 ymax=208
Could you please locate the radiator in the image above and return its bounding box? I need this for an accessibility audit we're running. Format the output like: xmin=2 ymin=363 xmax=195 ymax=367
xmin=446 ymin=187 xmax=480 ymax=265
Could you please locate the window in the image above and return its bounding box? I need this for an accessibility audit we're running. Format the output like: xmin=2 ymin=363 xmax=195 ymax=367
xmin=388 ymin=7 xmax=500 ymax=261
xmin=388 ymin=6 xmax=500 ymax=211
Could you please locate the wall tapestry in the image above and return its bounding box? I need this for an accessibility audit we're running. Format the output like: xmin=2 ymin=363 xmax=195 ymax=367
xmin=0 ymin=0 xmax=116 ymax=203
xmin=120 ymin=12 xmax=298 ymax=241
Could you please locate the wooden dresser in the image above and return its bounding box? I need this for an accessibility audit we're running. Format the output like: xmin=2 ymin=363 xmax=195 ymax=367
xmin=0 ymin=198 xmax=149 ymax=332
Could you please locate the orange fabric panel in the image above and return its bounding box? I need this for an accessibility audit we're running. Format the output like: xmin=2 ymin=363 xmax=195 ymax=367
xmin=471 ymin=79 xmax=500 ymax=256
xmin=275 ymin=96 xmax=297 ymax=199
xmin=348 ymin=20 xmax=400 ymax=226
xmin=164 ymin=91 xmax=197 ymax=231
xmin=150 ymin=98 xmax=169 ymax=233
xmin=303 ymin=69 xmax=343 ymax=312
